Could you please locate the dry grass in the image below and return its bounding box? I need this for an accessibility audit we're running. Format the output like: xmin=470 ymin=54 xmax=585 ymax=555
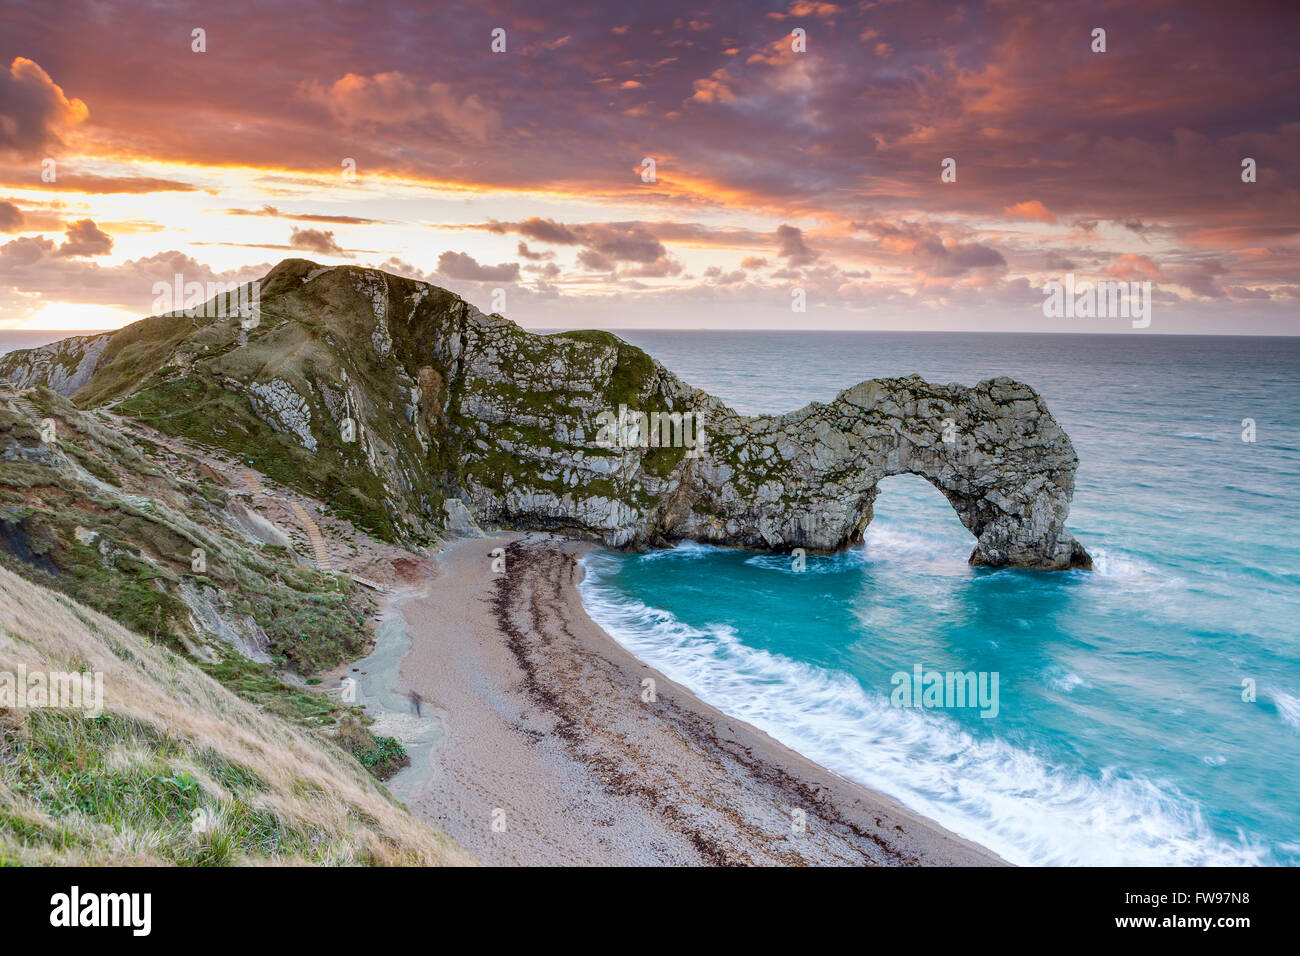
xmin=0 ymin=564 xmax=474 ymax=866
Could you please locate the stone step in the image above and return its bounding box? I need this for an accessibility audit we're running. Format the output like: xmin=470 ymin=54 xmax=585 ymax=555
xmin=285 ymin=499 xmax=333 ymax=572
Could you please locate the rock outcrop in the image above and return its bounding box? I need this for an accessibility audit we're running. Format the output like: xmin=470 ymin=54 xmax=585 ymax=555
xmin=0 ymin=331 xmax=108 ymax=394
xmin=0 ymin=259 xmax=1090 ymax=569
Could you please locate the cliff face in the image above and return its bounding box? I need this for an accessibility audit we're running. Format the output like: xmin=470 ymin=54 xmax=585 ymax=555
xmin=0 ymin=259 xmax=1090 ymax=569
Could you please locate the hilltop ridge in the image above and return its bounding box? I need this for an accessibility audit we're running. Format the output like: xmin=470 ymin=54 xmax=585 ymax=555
xmin=1 ymin=259 xmax=1089 ymax=569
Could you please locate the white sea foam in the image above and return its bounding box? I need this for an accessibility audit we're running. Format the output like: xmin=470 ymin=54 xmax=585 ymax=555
xmin=1272 ymin=691 xmax=1300 ymax=733
xmin=1044 ymin=666 xmax=1086 ymax=693
xmin=636 ymin=539 xmax=718 ymax=561
xmin=579 ymin=552 xmax=1267 ymax=866
xmin=860 ymin=525 xmax=972 ymax=575
xmin=1087 ymin=548 xmax=1181 ymax=592
xmin=742 ymin=547 xmax=871 ymax=574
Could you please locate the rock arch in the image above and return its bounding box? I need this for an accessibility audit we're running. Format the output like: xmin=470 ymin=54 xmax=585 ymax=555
xmin=659 ymin=375 xmax=1091 ymax=570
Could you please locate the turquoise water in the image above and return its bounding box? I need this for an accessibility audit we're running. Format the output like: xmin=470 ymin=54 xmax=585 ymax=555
xmin=576 ymin=332 xmax=1300 ymax=866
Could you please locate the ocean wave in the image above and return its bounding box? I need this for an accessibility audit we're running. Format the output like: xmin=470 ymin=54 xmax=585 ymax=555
xmin=635 ymin=539 xmax=724 ymax=562
xmin=1043 ymin=666 xmax=1086 ymax=693
xmin=578 ymin=553 xmax=1267 ymax=866
xmin=1272 ymin=691 xmax=1300 ymax=734
xmin=742 ymin=547 xmax=872 ymax=574
xmin=1087 ymin=548 xmax=1181 ymax=591
xmin=639 ymin=525 xmax=970 ymax=576
xmin=859 ymin=525 xmax=972 ymax=575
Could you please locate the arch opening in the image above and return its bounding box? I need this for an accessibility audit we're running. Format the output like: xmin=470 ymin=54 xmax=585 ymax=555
xmin=858 ymin=474 xmax=976 ymax=564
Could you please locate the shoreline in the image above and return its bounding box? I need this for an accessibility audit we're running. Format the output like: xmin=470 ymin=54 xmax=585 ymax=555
xmin=382 ymin=531 xmax=1005 ymax=866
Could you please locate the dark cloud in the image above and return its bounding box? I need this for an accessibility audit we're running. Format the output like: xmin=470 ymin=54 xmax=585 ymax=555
xmin=579 ymin=223 xmax=666 ymax=264
xmin=912 ymin=237 xmax=1006 ymax=278
xmin=288 ymin=227 xmax=346 ymax=256
xmin=225 ymin=205 xmax=383 ymax=225
xmin=486 ymin=218 xmax=666 ymax=264
xmin=2 ymin=4 xmax=1296 ymax=330
xmin=523 ymin=261 xmax=561 ymax=278
xmin=0 ymin=235 xmax=54 ymax=265
xmin=0 ymin=201 xmax=23 ymax=232
xmin=576 ymin=249 xmax=614 ymax=272
xmin=0 ymin=171 xmax=197 ymax=194
xmin=490 ymin=217 xmax=582 ymax=245
xmin=623 ymin=256 xmax=683 ymax=278
xmin=374 ymin=256 xmax=431 ymax=282
xmin=436 ymin=251 xmax=520 ymax=282
xmin=55 ymin=219 xmax=112 ymax=257
xmin=704 ymin=266 xmax=746 ymax=285
xmin=1169 ymin=260 xmax=1229 ymax=299
xmin=8 ymin=3 xmax=1297 ymax=242
xmin=516 ymin=241 xmax=554 ymax=261
xmin=858 ymin=220 xmax=1007 ymax=278
xmin=776 ymin=224 xmax=817 ymax=265
xmin=0 ymin=58 xmax=88 ymax=159
xmin=1039 ymin=251 xmax=1076 ymax=271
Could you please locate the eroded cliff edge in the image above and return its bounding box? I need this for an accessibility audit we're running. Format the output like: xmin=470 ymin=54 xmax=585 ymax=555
xmin=0 ymin=259 xmax=1090 ymax=569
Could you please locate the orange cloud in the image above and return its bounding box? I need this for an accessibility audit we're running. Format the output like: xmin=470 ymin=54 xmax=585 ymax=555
xmin=1004 ymin=200 xmax=1057 ymax=224
xmin=0 ymin=58 xmax=89 ymax=159
xmin=689 ymin=69 xmax=736 ymax=104
xmin=768 ymin=1 xmax=841 ymax=19
xmin=0 ymin=169 xmax=196 ymax=193
xmin=300 ymin=72 xmax=501 ymax=144
xmin=1107 ymin=253 xmax=1164 ymax=280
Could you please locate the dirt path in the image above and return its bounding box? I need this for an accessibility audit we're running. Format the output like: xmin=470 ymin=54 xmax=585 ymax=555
xmin=105 ymin=411 xmax=401 ymax=589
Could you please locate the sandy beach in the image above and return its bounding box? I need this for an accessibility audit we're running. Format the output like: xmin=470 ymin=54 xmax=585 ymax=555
xmin=380 ymin=531 xmax=1004 ymax=866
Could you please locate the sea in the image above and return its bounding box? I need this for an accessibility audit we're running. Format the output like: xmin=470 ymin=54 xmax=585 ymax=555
xmin=8 ymin=328 xmax=1298 ymax=866
xmin=576 ymin=331 xmax=1300 ymax=867
xmin=0 ymin=331 xmax=100 ymax=358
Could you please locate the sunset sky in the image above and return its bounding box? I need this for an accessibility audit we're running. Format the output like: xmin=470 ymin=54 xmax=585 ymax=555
xmin=1 ymin=0 xmax=1297 ymax=332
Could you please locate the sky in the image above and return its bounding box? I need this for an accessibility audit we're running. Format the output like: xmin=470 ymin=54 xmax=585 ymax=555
xmin=0 ymin=0 xmax=1297 ymax=333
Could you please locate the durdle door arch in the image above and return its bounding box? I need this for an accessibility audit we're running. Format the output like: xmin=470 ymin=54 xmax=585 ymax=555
xmin=649 ymin=375 xmax=1092 ymax=571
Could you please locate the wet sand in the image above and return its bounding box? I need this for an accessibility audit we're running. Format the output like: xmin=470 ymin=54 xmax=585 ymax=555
xmin=391 ymin=531 xmax=1005 ymax=866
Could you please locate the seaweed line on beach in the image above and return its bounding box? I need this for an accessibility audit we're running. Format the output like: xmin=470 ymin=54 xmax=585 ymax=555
xmin=489 ymin=536 xmax=920 ymax=866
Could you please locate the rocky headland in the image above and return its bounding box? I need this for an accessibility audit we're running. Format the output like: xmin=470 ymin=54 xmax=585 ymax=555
xmin=0 ymin=258 xmax=1090 ymax=570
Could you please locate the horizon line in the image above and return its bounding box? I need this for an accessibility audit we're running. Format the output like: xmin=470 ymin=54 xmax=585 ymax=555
xmin=5 ymin=326 xmax=1299 ymax=340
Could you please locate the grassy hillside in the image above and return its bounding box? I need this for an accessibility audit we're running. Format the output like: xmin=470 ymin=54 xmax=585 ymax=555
xmin=0 ymin=563 xmax=472 ymax=865
xmin=0 ymin=387 xmax=369 ymax=674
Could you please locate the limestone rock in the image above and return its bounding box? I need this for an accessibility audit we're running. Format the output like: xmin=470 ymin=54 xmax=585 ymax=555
xmin=0 ymin=259 xmax=1091 ymax=569
xmin=443 ymin=499 xmax=483 ymax=537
